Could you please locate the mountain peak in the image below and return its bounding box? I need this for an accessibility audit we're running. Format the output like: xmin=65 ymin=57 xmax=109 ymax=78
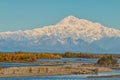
xmin=57 ymin=15 xmax=93 ymax=26
xmin=64 ymin=16 xmax=78 ymax=20
xmin=58 ymin=16 xmax=80 ymax=25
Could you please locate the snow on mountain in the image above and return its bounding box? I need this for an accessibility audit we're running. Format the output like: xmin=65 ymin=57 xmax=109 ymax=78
xmin=0 ymin=16 xmax=120 ymax=53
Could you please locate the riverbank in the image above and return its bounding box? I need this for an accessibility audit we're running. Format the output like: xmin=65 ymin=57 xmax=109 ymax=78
xmin=0 ymin=63 xmax=113 ymax=78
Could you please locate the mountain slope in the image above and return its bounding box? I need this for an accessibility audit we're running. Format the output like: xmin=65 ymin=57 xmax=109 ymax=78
xmin=0 ymin=16 xmax=120 ymax=53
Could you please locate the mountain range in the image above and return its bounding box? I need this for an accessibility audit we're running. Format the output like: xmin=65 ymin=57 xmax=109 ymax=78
xmin=0 ymin=16 xmax=120 ymax=53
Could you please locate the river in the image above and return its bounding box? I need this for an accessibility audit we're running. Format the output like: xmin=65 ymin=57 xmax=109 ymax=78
xmin=0 ymin=58 xmax=120 ymax=80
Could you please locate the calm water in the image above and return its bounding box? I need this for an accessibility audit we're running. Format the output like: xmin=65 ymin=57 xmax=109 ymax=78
xmin=37 ymin=58 xmax=98 ymax=63
xmin=0 ymin=62 xmax=40 ymax=68
xmin=38 ymin=58 xmax=120 ymax=64
xmin=0 ymin=75 xmax=120 ymax=80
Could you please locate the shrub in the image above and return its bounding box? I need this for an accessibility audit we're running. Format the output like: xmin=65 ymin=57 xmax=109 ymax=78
xmin=97 ymin=55 xmax=118 ymax=66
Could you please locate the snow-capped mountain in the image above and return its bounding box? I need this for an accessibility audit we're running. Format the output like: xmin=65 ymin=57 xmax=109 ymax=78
xmin=0 ymin=16 xmax=120 ymax=53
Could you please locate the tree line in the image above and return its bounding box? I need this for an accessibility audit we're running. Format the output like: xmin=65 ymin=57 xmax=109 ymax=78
xmin=62 ymin=52 xmax=111 ymax=58
xmin=0 ymin=51 xmax=62 ymax=62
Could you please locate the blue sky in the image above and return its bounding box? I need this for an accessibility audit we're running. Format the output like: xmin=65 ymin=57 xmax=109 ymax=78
xmin=0 ymin=0 xmax=120 ymax=32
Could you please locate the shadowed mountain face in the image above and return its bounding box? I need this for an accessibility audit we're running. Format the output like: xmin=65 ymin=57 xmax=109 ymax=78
xmin=92 ymin=37 xmax=120 ymax=53
xmin=0 ymin=16 xmax=120 ymax=53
